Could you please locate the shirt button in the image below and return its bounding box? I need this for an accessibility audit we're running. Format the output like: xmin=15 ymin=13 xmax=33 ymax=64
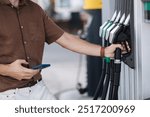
xmin=24 ymin=41 xmax=27 ymax=44
xmin=21 ymin=26 xmax=24 ymax=29
xmin=27 ymin=57 xmax=30 ymax=60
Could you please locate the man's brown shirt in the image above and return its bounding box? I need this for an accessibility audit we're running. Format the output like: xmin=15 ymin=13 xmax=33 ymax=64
xmin=0 ymin=0 xmax=64 ymax=92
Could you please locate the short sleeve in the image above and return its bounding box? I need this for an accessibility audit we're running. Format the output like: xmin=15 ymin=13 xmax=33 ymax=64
xmin=42 ymin=11 xmax=64 ymax=44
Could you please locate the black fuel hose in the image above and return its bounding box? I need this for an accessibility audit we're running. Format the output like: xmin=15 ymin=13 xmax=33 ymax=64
xmin=112 ymin=48 xmax=122 ymax=100
xmin=93 ymin=58 xmax=106 ymax=100
xmin=101 ymin=57 xmax=111 ymax=100
xmin=108 ymin=59 xmax=115 ymax=100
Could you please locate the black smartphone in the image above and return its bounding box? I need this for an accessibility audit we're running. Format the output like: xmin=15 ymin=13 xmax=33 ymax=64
xmin=32 ymin=64 xmax=51 ymax=70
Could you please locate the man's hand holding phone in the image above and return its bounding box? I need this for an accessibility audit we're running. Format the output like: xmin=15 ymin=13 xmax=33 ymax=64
xmin=2 ymin=59 xmax=40 ymax=81
xmin=0 ymin=60 xmax=50 ymax=81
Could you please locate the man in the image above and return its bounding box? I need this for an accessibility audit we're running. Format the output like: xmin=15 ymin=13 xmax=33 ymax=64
xmin=0 ymin=0 xmax=122 ymax=100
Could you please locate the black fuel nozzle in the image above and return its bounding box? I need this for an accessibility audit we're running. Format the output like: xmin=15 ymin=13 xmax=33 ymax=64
xmin=113 ymin=24 xmax=134 ymax=68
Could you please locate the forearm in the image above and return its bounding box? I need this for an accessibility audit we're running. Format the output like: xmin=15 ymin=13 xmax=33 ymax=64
xmin=0 ymin=64 xmax=9 ymax=76
xmin=56 ymin=32 xmax=103 ymax=57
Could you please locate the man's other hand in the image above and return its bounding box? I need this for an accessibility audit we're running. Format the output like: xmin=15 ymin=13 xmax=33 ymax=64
xmin=5 ymin=59 xmax=39 ymax=80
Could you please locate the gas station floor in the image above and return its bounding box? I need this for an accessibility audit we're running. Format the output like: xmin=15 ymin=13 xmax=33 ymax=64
xmin=41 ymin=43 xmax=93 ymax=100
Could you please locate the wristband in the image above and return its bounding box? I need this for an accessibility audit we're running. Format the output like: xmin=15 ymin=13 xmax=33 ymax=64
xmin=101 ymin=47 xmax=105 ymax=57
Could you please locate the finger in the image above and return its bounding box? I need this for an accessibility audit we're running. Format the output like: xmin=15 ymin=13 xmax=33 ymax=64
xmin=23 ymin=71 xmax=37 ymax=76
xmin=16 ymin=59 xmax=28 ymax=65
xmin=113 ymin=44 xmax=123 ymax=50
xmin=121 ymin=43 xmax=125 ymax=50
xmin=122 ymin=51 xmax=128 ymax=54
xmin=22 ymin=68 xmax=39 ymax=75
xmin=22 ymin=76 xmax=33 ymax=80
xmin=21 ymin=73 xmax=35 ymax=79
xmin=121 ymin=41 xmax=131 ymax=52
xmin=121 ymin=43 xmax=126 ymax=51
xmin=125 ymin=41 xmax=131 ymax=51
xmin=125 ymin=41 xmax=129 ymax=47
xmin=16 ymin=74 xmax=32 ymax=80
xmin=122 ymin=42 xmax=129 ymax=52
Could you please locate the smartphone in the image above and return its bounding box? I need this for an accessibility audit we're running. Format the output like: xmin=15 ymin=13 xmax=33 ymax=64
xmin=32 ymin=64 xmax=51 ymax=70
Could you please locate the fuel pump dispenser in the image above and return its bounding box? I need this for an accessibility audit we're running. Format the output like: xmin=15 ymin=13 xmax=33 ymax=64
xmin=94 ymin=0 xmax=135 ymax=100
xmin=142 ymin=0 xmax=150 ymax=23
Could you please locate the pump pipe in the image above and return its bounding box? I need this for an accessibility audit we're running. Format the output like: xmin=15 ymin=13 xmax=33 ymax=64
xmin=101 ymin=57 xmax=111 ymax=100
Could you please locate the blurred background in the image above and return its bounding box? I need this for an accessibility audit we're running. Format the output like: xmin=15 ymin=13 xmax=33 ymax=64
xmin=31 ymin=0 xmax=103 ymax=100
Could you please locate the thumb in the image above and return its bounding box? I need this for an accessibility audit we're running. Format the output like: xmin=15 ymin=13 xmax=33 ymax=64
xmin=113 ymin=44 xmax=123 ymax=50
xmin=15 ymin=59 xmax=28 ymax=65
